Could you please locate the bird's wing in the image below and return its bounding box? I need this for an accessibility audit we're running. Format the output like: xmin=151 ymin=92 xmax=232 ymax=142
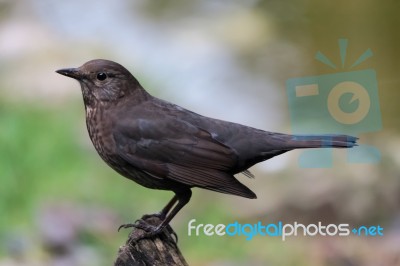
xmin=113 ymin=116 xmax=256 ymax=199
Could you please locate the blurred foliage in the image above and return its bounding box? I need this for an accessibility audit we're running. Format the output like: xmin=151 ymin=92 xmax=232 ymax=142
xmin=135 ymin=0 xmax=400 ymax=131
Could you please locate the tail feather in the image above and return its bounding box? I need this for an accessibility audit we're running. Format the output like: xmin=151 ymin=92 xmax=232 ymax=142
xmin=288 ymin=134 xmax=358 ymax=149
xmin=235 ymin=133 xmax=358 ymax=172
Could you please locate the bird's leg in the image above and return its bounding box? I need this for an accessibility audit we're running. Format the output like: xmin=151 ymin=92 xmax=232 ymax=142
xmin=118 ymin=190 xmax=192 ymax=240
xmin=140 ymin=195 xmax=179 ymax=220
xmin=118 ymin=195 xmax=179 ymax=231
xmin=132 ymin=199 xmax=179 ymax=242
xmin=145 ymin=190 xmax=191 ymax=233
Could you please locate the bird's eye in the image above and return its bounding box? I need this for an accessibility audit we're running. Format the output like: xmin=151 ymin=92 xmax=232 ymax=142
xmin=97 ymin=72 xmax=107 ymax=81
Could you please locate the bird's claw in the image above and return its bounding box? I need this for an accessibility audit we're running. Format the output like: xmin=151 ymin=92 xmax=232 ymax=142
xmin=117 ymin=222 xmax=136 ymax=232
xmin=118 ymin=217 xmax=178 ymax=243
xmin=118 ymin=212 xmax=165 ymax=232
xmin=118 ymin=218 xmax=153 ymax=232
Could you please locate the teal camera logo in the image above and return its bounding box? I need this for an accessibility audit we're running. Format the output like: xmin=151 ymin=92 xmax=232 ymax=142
xmin=286 ymin=39 xmax=382 ymax=167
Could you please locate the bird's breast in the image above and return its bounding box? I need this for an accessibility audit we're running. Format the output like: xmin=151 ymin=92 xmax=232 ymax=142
xmin=85 ymin=106 xmax=116 ymax=160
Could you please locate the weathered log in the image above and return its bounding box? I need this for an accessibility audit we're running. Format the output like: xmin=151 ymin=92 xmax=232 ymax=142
xmin=114 ymin=216 xmax=188 ymax=266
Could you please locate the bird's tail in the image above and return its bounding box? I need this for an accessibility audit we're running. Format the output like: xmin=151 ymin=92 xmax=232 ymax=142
xmin=235 ymin=132 xmax=358 ymax=173
xmin=286 ymin=134 xmax=358 ymax=149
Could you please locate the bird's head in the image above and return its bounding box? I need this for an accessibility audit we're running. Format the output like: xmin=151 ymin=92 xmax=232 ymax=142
xmin=56 ymin=59 xmax=145 ymax=107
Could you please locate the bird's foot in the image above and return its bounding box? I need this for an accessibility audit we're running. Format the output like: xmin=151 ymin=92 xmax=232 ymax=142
xmin=117 ymin=212 xmax=163 ymax=232
xmin=118 ymin=216 xmax=178 ymax=243
xmin=120 ymin=218 xmax=159 ymax=232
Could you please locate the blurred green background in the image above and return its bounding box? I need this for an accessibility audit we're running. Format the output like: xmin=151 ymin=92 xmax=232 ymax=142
xmin=1 ymin=0 xmax=399 ymax=265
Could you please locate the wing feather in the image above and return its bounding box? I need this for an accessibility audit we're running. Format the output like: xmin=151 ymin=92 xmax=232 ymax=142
xmin=113 ymin=116 xmax=256 ymax=198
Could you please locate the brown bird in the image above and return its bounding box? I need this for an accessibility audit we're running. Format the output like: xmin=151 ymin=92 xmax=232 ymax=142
xmin=56 ymin=59 xmax=357 ymax=239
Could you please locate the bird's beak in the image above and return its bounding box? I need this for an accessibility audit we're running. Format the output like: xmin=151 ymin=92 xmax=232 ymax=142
xmin=56 ymin=68 xmax=82 ymax=80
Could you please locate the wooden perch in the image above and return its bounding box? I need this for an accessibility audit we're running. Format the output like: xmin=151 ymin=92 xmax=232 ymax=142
xmin=114 ymin=216 xmax=188 ymax=266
